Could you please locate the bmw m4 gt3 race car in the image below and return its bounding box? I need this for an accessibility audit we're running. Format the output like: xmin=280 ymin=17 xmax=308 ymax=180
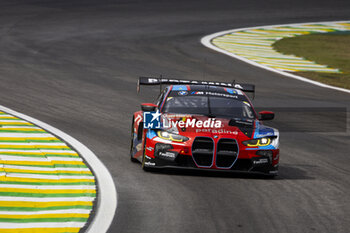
xmin=130 ymin=77 xmax=280 ymax=176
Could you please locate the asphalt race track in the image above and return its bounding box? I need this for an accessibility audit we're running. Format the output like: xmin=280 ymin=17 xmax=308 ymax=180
xmin=0 ymin=0 xmax=349 ymax=232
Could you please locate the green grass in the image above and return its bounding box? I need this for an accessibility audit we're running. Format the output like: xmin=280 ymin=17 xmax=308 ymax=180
xmin=273 ymin=32 xmax=350 ymax=89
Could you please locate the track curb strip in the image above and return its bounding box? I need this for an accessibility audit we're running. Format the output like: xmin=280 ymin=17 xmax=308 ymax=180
xmin=201 ymin=20 xmax=350 ymax=94
xmin=0 ymin=105 xmax=117 ymax=233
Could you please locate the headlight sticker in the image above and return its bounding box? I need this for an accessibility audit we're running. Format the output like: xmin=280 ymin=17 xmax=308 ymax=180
xmin=157 ymin=130 xmax=189 ymax=142
xmin=243 ymin=137 xmax=272 ymax=147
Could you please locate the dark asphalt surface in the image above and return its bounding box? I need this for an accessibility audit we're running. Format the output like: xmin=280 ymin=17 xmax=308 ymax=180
xmin=0 ymin=0 xmax=349 ymax=232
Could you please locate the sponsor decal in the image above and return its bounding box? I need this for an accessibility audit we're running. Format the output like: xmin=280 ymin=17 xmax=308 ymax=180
xmin=195 ymin=128 xmax=238 ymax=134
xmin=253 ymin=158 xmax=269 ymax=165
xmin=191 ymin=91 xmax=204 ymax=95
xmin=255 ymin=132 xmax=274 ymax=137
xmin=159 ymin=151 xmax=176 ymax=158
xmin=146 ymin=146 xmax=154 ymax=151
xmin=178 ymin=91 xmax=188 ymax=96
xmin=205 ymin=91 xmax=238 ymax=98
xmin=147 ymin=78 xmax=158 ymax=83
xmin=145 ymin=162 xmax=156 ymax=166
xmin=166 ymin=113 xmax=192 ymax=118
xmin=146 ymin=78 xmax=243 ymax=89
xmin=234 ymin=119 xmax=253 ymax=125
xmin=189 ymin=91 xmax=238 ymax=98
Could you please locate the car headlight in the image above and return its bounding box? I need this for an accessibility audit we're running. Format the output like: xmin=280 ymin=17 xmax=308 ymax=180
xmin=157 ymin=131 xmax=189 ymax=142
xmin=242 ymin=137 xmax=271 ymax=147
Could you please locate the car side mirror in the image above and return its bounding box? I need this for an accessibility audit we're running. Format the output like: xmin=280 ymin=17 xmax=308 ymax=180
xmin=259 ymin=111 xmax=274 ymax=121
xmin=141 ymin=103 xmax=158 ymax=112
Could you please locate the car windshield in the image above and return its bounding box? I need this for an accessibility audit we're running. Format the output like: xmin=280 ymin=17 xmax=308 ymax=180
xmin=162 ymin=96 xmax=255 ymax=119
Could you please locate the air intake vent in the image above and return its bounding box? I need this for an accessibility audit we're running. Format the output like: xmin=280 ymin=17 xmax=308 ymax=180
xmin=216 ymin=139 xmax=238 ymax=168
xmin=192 ymin=137 xmax=214 ymax=167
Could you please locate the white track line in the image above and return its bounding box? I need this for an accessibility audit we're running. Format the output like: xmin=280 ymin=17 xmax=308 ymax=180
xmin=201 ymin=20 xmax=350 ymax=94
xmin=0 ymin=105 xmax=117 ymax=233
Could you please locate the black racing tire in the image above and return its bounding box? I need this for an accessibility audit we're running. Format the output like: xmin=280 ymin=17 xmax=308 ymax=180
xmin=130 ymin=117 xmax=138 ymax=163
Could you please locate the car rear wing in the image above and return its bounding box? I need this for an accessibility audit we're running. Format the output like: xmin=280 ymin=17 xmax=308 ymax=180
xmin=137 ymin=76 xmax=255 ymax=94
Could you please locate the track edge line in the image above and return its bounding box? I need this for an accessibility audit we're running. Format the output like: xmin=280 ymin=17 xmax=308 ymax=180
xmin=200 ymin=20 xmax=350 ymax=94
xmin=0 ymin=105 xmax=117 ymax=233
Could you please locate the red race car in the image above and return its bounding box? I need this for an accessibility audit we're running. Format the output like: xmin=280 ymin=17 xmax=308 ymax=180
xmin=130 ymin=77 xmax=280 ymax=176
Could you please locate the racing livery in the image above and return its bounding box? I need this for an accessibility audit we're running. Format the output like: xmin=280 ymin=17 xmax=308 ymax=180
xmin=130 ymin=77 xmax=280 ymax=176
